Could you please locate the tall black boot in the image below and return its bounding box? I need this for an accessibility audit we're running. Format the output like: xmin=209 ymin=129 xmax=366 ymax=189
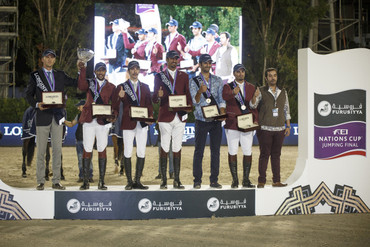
xmin=133 ymin=157 xmax=148 ymax=190
xmin=228 ymin=154 xmax=239 ymax=188
xmin=173 ymin=154 xmax=184 ymax=189
xmin=98 ymin=158 xmax=107 ymax=190
xmin=119 ymin=156 xmax=125 ymax=176
xmin=242 ymin=155 xmax=255 ymax=188
xmin=45 ymin=144 xmax=50 ymax=181
xmin=80 ymin=158 xmax=91 ymax=190
xmin=124 ymin=157 xmax=133 ymax=190
xmin=159 ymin=157 xmax=167 ymax=189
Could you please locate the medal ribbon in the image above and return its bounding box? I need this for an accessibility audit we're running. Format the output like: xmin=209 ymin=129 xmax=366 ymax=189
xmin=200 ymin=73 xmax=212 ymax=98
xmin=94 ymin=79 xmax=106 ymax=103
xmin=128 ymin=80 xmax=141 ymax=106
xmin=165 ymin=69 xmax=177 ymax=94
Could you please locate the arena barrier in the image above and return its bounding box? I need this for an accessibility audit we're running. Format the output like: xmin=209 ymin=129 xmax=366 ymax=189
xmin=0 ymin=48 xmax=369 ymax=220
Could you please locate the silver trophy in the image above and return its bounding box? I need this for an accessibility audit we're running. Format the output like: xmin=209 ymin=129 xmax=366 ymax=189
xmin=77 ymin=48 xmax=94 ymax=66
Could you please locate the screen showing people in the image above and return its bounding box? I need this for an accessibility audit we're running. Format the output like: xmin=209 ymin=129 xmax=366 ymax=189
xmin=94 ymin=3 xmax=242 ymax=90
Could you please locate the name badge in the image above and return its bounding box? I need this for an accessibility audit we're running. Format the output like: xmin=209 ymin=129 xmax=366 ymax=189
xmin=272 ymin=108 xmax=279 ymax=117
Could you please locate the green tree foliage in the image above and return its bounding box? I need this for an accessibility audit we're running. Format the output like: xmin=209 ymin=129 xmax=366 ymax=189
xmin=158 ymin=5 xmax=241 ymax=46
xmin=18 ymin=0 xmax=93 ymax=83
xmin=244 ymin=0 xmax=327 ymax=122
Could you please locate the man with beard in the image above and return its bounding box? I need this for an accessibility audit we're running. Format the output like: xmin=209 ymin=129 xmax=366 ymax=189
xmin=113 ymin=61 xmax=153 ymax=190
xmin=190 ymin=54 xmax=226 ymax=189
xmin=78 ymin=62 xmax=116 ymax=190
xmin=222 ymin=64 xmax=258 ymax=188
xmin=250 ymin=68 xmax=291 ymax=188
xmin=152 ymin=50 xmax=192 ymax=189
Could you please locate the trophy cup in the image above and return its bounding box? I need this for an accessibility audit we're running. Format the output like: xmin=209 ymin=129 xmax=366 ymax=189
xmin=77 ymin=48 xmax=94 ymax=66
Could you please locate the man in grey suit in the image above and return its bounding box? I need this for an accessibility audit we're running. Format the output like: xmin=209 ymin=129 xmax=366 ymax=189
xmin=26 ymin=49 xmax=78 ymax=190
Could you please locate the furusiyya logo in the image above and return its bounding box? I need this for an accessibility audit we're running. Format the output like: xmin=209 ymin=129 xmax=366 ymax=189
xmin=138 ymin=198 xmax=183 ymax=213
xmin=207 ymin=197 xmax=248 ymax=212
xmin=66 ymin=199 xmax=112 ymax=213
xmin=317 ymin=100 xmax=363 ymax=117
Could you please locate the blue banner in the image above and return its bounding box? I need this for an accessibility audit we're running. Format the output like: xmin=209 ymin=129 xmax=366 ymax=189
xmin=0 ymin=123 xmax=299 ymax=147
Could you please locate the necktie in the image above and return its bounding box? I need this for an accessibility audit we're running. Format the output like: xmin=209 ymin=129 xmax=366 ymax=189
xmin=47 ymin=72 xmax=54 ymax=90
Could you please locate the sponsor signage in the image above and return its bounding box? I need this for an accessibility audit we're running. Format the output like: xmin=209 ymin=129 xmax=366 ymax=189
xmin=55 ymin=189 xmax=255 ymax=220
xmin=314 ymin=90 xmax=366 ymax=159
xmin=0 ymin=123 xmax=299 ymax=147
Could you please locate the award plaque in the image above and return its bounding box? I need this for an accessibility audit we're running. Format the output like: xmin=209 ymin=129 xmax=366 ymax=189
xmin=130 ymin=106 xmax=155 ymax=123
xmin=92 ymin=104 xmax=114 ymax=118
xmin=168 ymin=95 xmax=192 ymax=112
xmin=201 ymin=105 xmax=227 ymax=120
xmin=237 ymin=113 xmax=260 ymax=132
xmin=42 ymin=91 xmax=64 ymax=108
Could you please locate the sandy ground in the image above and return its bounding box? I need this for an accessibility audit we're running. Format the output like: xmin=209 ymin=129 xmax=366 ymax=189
xmin=0 ymin=145 xmax=369 ymax=247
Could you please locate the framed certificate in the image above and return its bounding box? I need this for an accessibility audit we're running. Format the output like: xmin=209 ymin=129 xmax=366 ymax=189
xmin=168 ymin=95 xmax=192 ymax=112
xmin=92 ymin=104 xmax=114 ymax=118
xmin=237 ymin=113 xmax=260 ymax=132
xmin=42 ymin=91 xmax=64 ymax=108
xmin=130 ymin=106 xmax=155 ymax=122
xmin=201 ymin=105 xmax=227 ymax=120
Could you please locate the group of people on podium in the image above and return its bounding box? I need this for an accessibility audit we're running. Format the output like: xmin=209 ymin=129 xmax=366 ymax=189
xmin=26 ymin=23 xmax=291 ymax=190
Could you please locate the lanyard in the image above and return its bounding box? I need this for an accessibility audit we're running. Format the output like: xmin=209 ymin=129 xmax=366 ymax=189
xmin=94 ymin=79 xmax=106 ymax=102
xmin=200 ymin=73 xmax=212 ymax=98
xmin=43 ymin=70 xmax=55 ymax=91
xmin=128 ymin=80 xmax=141 ymax=105
xmin=233 ymin=80 xmax=246 ymax=103
xmin=166 ymin=69 xmax=177 ymax=94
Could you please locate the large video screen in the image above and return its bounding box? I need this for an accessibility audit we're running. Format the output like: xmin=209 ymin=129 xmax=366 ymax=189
xmin=94 ymin=3 xmax=242 ymax=90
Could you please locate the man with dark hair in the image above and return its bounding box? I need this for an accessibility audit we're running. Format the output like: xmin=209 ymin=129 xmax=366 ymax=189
xmin=223 ymin=64 xmax=258 ymax=188
xmin=26 ymin=49 xmax=77 ymax=190
xmin=152 ymin=50 xmax=192 ymax=189
xmin=77 ymin=62 xmax=116 ymax=190
xmin=190 ymin=54 xmax=226 ymax=189
xmin=164 ymin=19 xmax=187 ymax=61
xmin=113 ymin=61 xmax=153 ymax=190
xmin=131 ymin=28 xmax=148 ymax=60
xmin=215 ymin=31 xmax=238 ymax=83
xmin=251 ymin=68 xmax=291 ymax=188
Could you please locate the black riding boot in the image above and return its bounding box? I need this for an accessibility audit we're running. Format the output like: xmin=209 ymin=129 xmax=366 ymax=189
xmin=133 ymin=157 xmax=148 ymax=190
xmin=119 ymin=156 xmax=125 ymax=176
xmin=124 ymin=157 xmax=133 ymax=190
xmin=98 ymin=158 xmax=107 ymax=190
xmin=159 ymin=157 xmax=167 ymax=189
xmin=80 ymin=157 xmax=91 ymax=190
xmin=242 ymin=155 xmax=255 ymax=188
xmin=173 ymin=155 xmax=184 ymax=189
xmin=228 ymin=154 xmax=239 ymax=188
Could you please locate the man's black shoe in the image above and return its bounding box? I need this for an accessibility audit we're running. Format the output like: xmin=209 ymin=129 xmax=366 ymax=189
xmin=193 ymin=182 xmax=201 ymax=189
xmin=52 ymin=183 xmax=66 ymax=190
xmin=36 ymin=183 xmax=44 ymax=190
xmin=210 ymin=182 xmax=222 ymax=189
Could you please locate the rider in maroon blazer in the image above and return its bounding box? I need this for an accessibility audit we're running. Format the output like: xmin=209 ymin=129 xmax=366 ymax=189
xmin=78 ymin=62 xmax=116 ymax=190
xmin=112 ymin=60 xmax=153 ymax=190
xmin=222 ymin=63 xmax=259 ymax=189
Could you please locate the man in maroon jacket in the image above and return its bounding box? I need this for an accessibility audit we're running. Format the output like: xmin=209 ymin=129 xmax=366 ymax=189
xmin=222 ymin=64 xmax=258 ymax=188
xmin=152 ymin=50 xmax=192 ymax=189
xmin=164 ymin=19 xmax=187 ymax=61
xmin=113 ymin=61 xmax=153 ymax=190
xmin=78 ymin=62 xmax=116 ymax=190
